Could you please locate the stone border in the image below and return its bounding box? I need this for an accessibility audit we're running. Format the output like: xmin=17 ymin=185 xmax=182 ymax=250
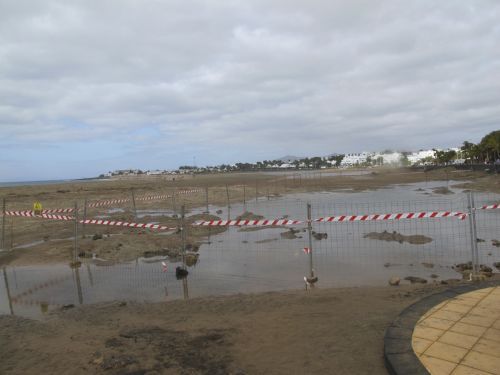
xmin=384 ymin=280 xmax=500 ymax=375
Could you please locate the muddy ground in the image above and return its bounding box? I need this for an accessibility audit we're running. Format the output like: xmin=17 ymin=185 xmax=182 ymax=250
xmin=0 ymin=167 xmax=497 ymax=266
xmin=0 ymin=282 xmax=481 ymax=375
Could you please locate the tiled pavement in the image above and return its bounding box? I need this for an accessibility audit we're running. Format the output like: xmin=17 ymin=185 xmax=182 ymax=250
xmin=412 ymin=286 xmax=500 ymax=375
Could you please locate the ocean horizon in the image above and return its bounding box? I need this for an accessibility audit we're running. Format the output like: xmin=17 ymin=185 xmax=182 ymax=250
xmin=0 ymin=178 xmax=99 ymax=188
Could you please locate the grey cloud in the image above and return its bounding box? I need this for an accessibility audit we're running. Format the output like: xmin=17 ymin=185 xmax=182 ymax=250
xmin=1 ymin=0 xmax=499 ymax=176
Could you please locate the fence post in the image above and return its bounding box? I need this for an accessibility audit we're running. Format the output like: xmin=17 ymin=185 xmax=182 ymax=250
xmin=2 ymin=268 xmax=13 ymax=315
xmin=181 ymin=205 xmax=186 ymax=270
xmin=243 ymin=185 xmax=246 ymax=210
xmin=131 ymin=189 xmax=137 ymax=220
xmin=1 ymin=198 xmax=5 ymax=250
xmin=172 ymin=188 xmax=177 ymax=217
xmin=205 ymin=186 xmax=209 ymax=214
xmin=307 ymin=203 xmax=314 ymax=279
xmin=81 ymin=198 xmax=87 ymax=239
xmin=9 ymin=218 xmax=13 ymax=250
xmin=225 ymin=184 xmax=231 ymax=220
xmin=255 ymin=180 xmax=258 ymax=203
xmin=73 ymin=201 xmax=79 ymax=265
xmin=467 ymin=191 xmax=479 ymax=278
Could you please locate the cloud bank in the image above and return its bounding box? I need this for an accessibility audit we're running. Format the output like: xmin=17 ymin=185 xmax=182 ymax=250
xmin=1 ymin=0 xmax=499 ymax=180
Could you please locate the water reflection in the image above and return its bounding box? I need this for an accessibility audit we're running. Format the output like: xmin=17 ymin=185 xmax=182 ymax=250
xmin=0 ymin=259 xmax=195 ymax=319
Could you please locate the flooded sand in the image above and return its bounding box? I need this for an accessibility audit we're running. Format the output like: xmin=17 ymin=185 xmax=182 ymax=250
xmin=1 ymin=180 xmax=499 ymax=319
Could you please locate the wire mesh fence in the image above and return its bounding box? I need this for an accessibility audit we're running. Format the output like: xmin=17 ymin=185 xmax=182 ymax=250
xmin=1 ymin=182 xmax=499 ymax=318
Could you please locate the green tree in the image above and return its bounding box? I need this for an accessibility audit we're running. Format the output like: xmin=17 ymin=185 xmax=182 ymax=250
xmin=479 ymin=130 xmax=500 ymax=162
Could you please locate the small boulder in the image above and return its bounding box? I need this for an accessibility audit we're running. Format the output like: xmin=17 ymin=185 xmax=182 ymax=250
xmin=388 ymin=277 xmax=400 ymax=286
xmin=404 ymin=276 xmax=427 ymax=284
xmin=92 ymin=233 xmax=103 ymax=241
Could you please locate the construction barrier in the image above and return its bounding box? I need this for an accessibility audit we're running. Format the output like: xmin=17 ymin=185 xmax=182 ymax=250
xmin=314 ymin=211 xmax=468 ymax=222
xmin=479 ymin=204 xmax=499 ymax=210
xmin=193 ymin=219 xmax=304 ymax=226
xmin=4 ymin=211 xmax=74 ymax=221
xmin=79 ymin=219 xmax=177 ymax=231
xmin=87 ymin=189 xmax=203 ymax=208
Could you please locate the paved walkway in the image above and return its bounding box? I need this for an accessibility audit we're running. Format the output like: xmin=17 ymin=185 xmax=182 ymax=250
xmin=412 ymin=286 xmax=500 ymax=374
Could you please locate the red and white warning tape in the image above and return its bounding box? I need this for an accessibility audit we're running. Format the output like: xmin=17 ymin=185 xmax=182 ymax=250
xmin=478 ymin=203 xmax=499 ymax=210
xmin=314 ymin=211 xmax=468 ymax=222
xmin=4 ymin=211 xmax=74 ymax=221
xmin=79 ymin=219 xmax=177 ymax=231
xmin=177 ymin=189 xmax=203 ymax=195
xmin=136 ymin=194 xmax=171 ymax=202
xmin=42 ymin=208 xmax=74 ymax=213
xmin=87 ymin=189 xmax=202 ymax=208
xmin=193 ymin=219 xmax=304 ymax=226
xmin=88 ymin=198 xmax=131 ymax=208
xmin=3 ymin=208 xmax=74 ymax=215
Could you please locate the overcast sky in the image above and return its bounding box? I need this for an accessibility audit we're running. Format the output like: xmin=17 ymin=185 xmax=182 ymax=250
xmin=1 ymin=0 xmax=499 ymax=181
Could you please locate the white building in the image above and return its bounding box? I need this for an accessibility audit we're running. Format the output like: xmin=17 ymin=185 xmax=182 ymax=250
xmin=407 ymin=150 xmax=435 ymax=165
xmin=340 ymin=152 xmax=370 ymax=167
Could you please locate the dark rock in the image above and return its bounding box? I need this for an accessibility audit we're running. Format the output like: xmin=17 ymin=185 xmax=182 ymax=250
xmin=104 ymin=338 xmax=123 ymax=348
xmin=421 ymin=262 xmax=434 ymax=268
xmin=185 ymin=253 xmax=199 ymax=267
xmin=313 ymin=232 xmax=328 ymax=240
xmin=364 ymin=231 xmax=432 ymax=245
xmin=476 ymin=238 xmax=486 ymax=243
xmin=100 ymin=355 xmax=137 ymax=370
xmin=493 ymin=262 xmax=500 ymax=270
xmin=92 ymin=233 xmax=103 ymax=241
xmin=216 ymin=209 xmax=223 ymax=214
xmin=280 ymin=229 xmax=300 ymax=239
xmin=453 ymin=262 xmax=473 ymax=272
xmin=62 ymin=304 xmax=75 ymax=310
xmin=480 ymin=265 xmax=493 ymax=273
xmin=430 ymin=274 xmax=439 ymax=279
xmin=176 ymin=266 xmax=188 ymax=279
xmin=440 ymin=279 xmax=461 ymax=285
xmin=404 ymin=276 xmax=427 ymax=284
xmin=432 ymin=187 xmax=454 ymax=195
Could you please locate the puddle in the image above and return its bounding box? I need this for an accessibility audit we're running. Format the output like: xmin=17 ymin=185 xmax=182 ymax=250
xmin=1 ymin=180 xmax=499 ymax=319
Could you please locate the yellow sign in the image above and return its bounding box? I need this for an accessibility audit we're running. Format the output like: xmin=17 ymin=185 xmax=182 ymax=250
xmin=33 ymin=202 xmax=42 ymax=215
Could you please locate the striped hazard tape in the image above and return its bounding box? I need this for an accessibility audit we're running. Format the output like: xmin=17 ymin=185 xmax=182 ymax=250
xmin=88 ymin=198 xmax=131 ymax=208
xmin=314 ymin=211 xmax=468 ymax=222
xmin=79 ymin=219 xmax=177 ymax=231
xmin=193 ymin=219 xmax=304 ymax=226
xmin=478 ymin=203 xmax=500 ymax=210
xmin=3 ymin=210 xmax=176 ymax=230
xmin=4 ymin=211 xmax=74 ymax=221
xmin=136 ymin=194 xmax=171 ymax=202
xmin=87 ymin=189 xmax=203 ymax=208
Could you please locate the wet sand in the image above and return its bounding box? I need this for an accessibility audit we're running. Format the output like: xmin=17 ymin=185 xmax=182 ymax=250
xmin=0 ymin=283 xmax=461 ymax=375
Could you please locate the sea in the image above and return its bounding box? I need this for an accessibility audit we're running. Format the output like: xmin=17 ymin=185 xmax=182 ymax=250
xmin=0 ymin=178 xmax=100 ymax=187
